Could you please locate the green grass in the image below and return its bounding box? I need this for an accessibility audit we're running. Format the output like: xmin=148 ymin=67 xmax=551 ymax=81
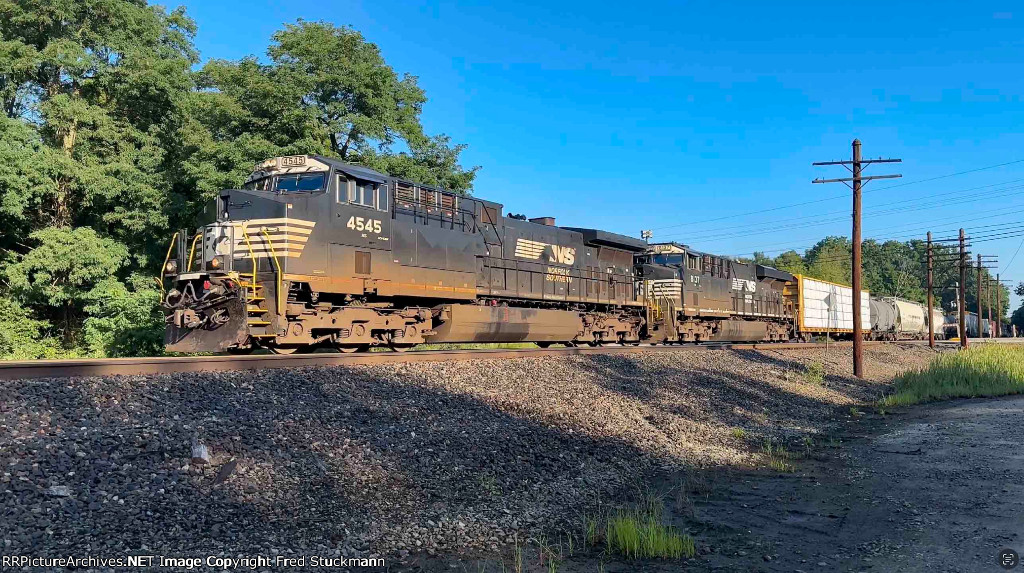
xmin=602 ymin=497 xmax=695 ymax=560
xmin=761 ymin=437 xmax=794 ymax=472
xmin=730 ymin=428 xmax=747 ymax=439
xmin=878 ymin=345 xmax=1024 ymax=408
xmin=802 ymin=361 xmax=825 ymax=384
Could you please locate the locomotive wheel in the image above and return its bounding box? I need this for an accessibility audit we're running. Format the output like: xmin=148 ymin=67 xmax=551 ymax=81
xmin=227 ymin=346 xmax=254 ymax=355
xmin=268 ymin=344 xmax=317 ymax=355
xmin=268 ymin=345 xmax=301 ymax=355
xmin=536 ymin=342 xmax=552 ymax=349
xmin=334 ymin=344 xmax=369 ymax=353
xmin=389 ymin=341 xmax=415 ymax=352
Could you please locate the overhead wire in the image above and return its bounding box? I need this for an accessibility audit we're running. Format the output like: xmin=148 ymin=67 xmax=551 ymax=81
xmin=648 ymin=158 xmax=1024 ymax=232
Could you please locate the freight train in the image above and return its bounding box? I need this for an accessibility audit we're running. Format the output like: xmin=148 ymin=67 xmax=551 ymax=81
xmin=161 ymin=155 xmax=930 ymax=354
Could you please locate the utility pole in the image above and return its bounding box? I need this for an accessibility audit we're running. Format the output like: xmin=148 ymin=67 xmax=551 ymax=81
xmin=987 ymin=275 xmax=994 ymax=338
xmin=813 ymin=140 xmax=901 ymax=378
xmin=997 ymin=273 xmax=1002 ymax=337
xmin=977 ymin=254 xmax=983 ymax=339
xmin=959 ymin=229 xmax=968 ymax=349
xmin=927 ymin=232 xmax=934 ymax=348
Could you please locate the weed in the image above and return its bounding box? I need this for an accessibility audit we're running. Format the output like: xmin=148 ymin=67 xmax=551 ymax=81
xmin=879 ymin=345 xmax=1024 ymax=407
xmin=730 ymin=428 xmax=747 ymax=439
xmin=512 ymin=534 xmax=523 ymax=573
xmin=849 ymin=406 xmax=862 ymax=417
xmin=478 ymin=474 xmax=502 ymax=497
xmin=603 ymin=496 xmax=695 ymax=559
xmin=802 ymin=361 xmax=825 ymax=384
xmin=761 ymin=437 xmax=794 ymax=472
xmin=801 ymin=436 xmax=814 ymax=458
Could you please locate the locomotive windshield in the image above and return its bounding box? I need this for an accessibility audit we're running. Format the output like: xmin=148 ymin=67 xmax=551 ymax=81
xmin=652 ymin=253 xmax=684 ymax=265
xmin=276 ymin=173 xmax=326 ymax=193
xmin=242 ymin=172 xmax=326 ymax=194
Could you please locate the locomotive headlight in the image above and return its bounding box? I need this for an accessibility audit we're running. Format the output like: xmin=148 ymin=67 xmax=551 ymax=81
xmin=164 ymin=260 xmax=178 ymax=274
xmin=209 ymin=256 xmax=221 ymax=269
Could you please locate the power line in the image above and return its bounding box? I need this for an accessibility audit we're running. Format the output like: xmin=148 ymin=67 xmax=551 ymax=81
xmin=724 ymin=208 xmax=1024 ymax=258
xmin=658 ymin=181 xmax=1024 ymax=241
xmin=648 ymin=158 xmax=1024 ymax=232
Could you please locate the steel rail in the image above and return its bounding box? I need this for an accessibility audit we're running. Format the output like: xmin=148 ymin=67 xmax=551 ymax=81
xmin=0 ymin=340 xmax=950 ymax=381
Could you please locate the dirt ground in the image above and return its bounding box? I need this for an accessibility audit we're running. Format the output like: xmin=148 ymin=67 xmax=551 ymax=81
xmin=413 ymin=390 xmax=1024 ymax=573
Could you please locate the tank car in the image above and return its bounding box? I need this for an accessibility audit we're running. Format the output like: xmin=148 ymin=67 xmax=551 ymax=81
xmin=161 ymin=155 xmax=647 ymax=354
xmin=869 ymin=297 xmax=897 ymax=340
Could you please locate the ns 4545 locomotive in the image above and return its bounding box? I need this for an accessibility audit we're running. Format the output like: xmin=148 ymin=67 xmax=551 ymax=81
xmin=161 ymin=155 xmax=648 ymax=354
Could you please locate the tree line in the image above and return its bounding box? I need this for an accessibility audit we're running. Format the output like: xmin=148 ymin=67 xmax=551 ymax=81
xmin=0 ymin=1 xmax=477 ymax=359
xmin=746 ymin=236 xmax=1019 ymax=331
xmin=2 ymin=2 xmax=1021 ymax=359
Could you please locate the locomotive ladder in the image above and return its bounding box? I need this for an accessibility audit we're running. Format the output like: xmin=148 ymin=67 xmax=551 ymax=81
xmin=238 ymin=228 xmax=275 ymax=341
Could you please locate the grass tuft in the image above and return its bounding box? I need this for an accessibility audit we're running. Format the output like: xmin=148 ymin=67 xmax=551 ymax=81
xmin=761 ymin=437 xmax=794 ymax=472
xmin=602 ymin=497 xmax=695 ymax=559
xmin=802 ymin=361 xmax=826 ymax=384
xmin=730 ymin=428 xmax=747 ymax=439
xmin=878 ymin=345 xmax=1024 ymax=408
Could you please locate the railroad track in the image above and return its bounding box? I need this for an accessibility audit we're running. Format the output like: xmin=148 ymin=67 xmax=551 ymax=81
xmin=0 ymin=340 xmax=951 ymax=381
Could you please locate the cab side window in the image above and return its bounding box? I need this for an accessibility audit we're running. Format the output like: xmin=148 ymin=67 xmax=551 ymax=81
xmin=337 ymin=174 xmax=377 ymax=208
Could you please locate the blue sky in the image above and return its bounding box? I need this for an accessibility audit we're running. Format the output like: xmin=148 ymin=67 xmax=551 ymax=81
xmin=170 ymin=0 xmax=1024 ymax=307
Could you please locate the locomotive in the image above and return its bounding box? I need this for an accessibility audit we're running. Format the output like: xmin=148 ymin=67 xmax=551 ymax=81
xmin=161 ymin=155 xmax=880 ymax=354
xmin=161 ymin=155 xmax=646 ymax=354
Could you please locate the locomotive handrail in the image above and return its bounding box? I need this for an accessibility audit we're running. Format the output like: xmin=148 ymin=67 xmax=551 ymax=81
xmin=158 ymin=231 xmax=180 ymax=299
xmin=240 ymin=227 xmax=258 ymax=287
xmin=186 ymin=233 xmax=202 ymax=271
xmin=261 ymin=228 xmax=284 ymax=317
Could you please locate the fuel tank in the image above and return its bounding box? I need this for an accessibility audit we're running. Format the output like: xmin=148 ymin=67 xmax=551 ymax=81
xmin=428 ymin=304 xmax=581 ymax=343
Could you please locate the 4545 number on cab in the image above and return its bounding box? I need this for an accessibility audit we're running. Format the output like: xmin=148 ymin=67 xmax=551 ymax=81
xmin=347 ymin=216 xmax=382 ymax=234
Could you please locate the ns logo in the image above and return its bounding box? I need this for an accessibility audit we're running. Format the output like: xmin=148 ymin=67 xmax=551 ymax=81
xmin=514 ymin=238 xmax=576 ymax=265
xmin=548 ymin=245 xmax=576 ymax=265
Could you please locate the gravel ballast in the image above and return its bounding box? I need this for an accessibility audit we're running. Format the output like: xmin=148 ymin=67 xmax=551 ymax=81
xmin=0 ymin=344 xmax=939 ymax=565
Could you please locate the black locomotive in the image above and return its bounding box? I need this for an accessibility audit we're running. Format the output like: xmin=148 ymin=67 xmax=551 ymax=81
xmin=162 ymin=155 xmax=647 ymax=354
xmin=161 ymin=155 xmax=878 ymax=353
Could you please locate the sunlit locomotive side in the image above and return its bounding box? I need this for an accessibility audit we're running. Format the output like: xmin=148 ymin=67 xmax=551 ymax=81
xmin=161 ymin=155 xmax=647 ymax=354
xmin=635 ymin=243 xmax=795 ymax=342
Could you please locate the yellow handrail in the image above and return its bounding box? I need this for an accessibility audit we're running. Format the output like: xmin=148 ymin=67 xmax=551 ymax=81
xmin=240 ymin=226 xmax=257 ymax=288
xmin=261 ymin=228 xmax=284 ymax=316
xmin=186 ymin=233 xmax=202 ymax=271
xmin=158 ymin=231 xmax=180 ymax=298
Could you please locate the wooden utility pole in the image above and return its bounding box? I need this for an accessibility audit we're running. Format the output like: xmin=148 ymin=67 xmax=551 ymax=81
xmin=997 ymin=273 xmax=1002 ymax=337
xmin=812 ymin=140 xmax=901 ymax=378
xmin=987 ymin=275 xmax=994 ymax=338
xmin=959 ymin=229 xmax=968 ymax=349
xmin=927 ymin=231 xmax=934 ymax=348
xmin=977 ymin=254 xmax=983 ymax=338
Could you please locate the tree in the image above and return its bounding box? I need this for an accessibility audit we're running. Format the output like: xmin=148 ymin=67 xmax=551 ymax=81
xmin=751 ymin=251 xmax=773 ymax=266
xmin=4 ymin=227 xmax=128 ymax=344
xmin=772 ymin=250 xmax=807 ymax=275
xmin=174 ymin=20 xmax=478 ymax=205
xmin=0 ymin=0 xmax=198 ymax=258
xmin=804 ymin=236 xmax=852 ymax=285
